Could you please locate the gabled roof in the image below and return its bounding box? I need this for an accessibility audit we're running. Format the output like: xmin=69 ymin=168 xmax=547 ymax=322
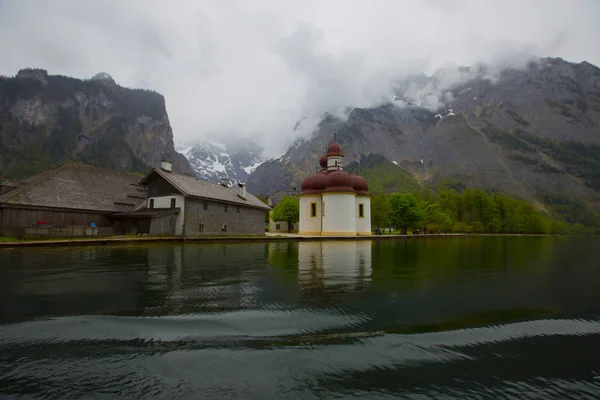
xmin=140 ymin=168 xmax=270 ymax=210
xmin=0 ymin=162 xmax=146 ymax=213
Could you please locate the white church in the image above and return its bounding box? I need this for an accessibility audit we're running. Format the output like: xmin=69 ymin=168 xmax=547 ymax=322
xmin=298 ymin=141 xmax=371 ymax=236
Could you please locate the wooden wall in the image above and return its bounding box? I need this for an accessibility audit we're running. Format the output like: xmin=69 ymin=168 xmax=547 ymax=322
xmin=113 ymin=215 xmax=176 ymax=236
xmin=0 ymin=206 xmax=112 ymax=236
xmin=150 ymin=214 xmax=177 ymax=236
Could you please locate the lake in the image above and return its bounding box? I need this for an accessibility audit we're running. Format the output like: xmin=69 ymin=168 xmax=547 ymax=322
xmin=1 ymin=237 xmax=599 ymax=399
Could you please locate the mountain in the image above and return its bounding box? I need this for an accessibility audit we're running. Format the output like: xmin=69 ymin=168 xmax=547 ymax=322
xmin=177 ymin=137 xmax=264 ymax=184
xmin=248 ymin=58 xmax=600 ymax=214
xmin=0 ymin=68 xmax=193 ymax=179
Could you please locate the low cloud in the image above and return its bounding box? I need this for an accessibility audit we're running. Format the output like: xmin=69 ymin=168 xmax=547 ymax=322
xmin=0 ymin=0 xmax=598 ymax=156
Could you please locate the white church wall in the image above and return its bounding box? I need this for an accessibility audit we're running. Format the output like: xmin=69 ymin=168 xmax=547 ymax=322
xmin=297 ymin=241 xmax=323 ymax=286
xmin=327 ymin=156 xmax=343 ymax=171
xmin=356 ymin=195 xmax=372 ymax=235
xmin=298 ymin=194 xmax=322 ymax=235
xmin=354 ymin=240 xmax=373 ymax=279
xmin=321 ymin=193 xmax=356 ymax=236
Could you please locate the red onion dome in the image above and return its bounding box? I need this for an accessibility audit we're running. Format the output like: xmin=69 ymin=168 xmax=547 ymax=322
xmin=319 ymin=155 xmax=328 ymax=170
xmin=324 ymin=170 xmax=355 ymax=192
xmin=326 ymin=142 xmax=344 ymax=157
xmin=351 ymin=174 xmax=369 ymax=195
xmin=301 ymin=172 xmax=327 ymax=194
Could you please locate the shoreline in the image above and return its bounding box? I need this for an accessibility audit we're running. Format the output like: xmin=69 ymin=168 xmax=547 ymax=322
xmin=0 ymin=232 xmax=560 ymax=248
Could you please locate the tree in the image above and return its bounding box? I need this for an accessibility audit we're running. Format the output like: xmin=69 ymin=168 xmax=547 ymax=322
xmin=420 ymin=201 xmax=447 ymax=233
xmin=471 ymin=221 xmax=484 ymax=233
xmin=371 ymin=194 xmax=390 ymax=232
xmin=270 ymin=196 xmax=299 ymax=233
xmin=389 ymin=193 xmax=424 ymax=232
xmin=438 ymin=212 xmax=453 ymax=233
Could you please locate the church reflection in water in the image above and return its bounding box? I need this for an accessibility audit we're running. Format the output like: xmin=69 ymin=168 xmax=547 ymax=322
xmin=297 ymin=241 xmax=372 ymax=289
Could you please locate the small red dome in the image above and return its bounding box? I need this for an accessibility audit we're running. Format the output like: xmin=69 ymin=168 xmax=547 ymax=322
xmin=324 ymin=170 xmax=354 ymax=192
xmin=319 ymin=155 xmax=328 ymax=169
xmin=301 ymin=172 xmax=327 ymax=194
xmin=351 ymin=175 xmax=369 ymax=195
xmin=326 ymin=142 xmax=344 ymax=157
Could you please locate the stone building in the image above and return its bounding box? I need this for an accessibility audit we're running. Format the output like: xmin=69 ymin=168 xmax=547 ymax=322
xmin=139 ymin=160 xmax=270 ymax=236
xmin=0 ymin=160 xmax=269 ymax=238
xmin=298 ymin=141 xmax=371 ymax=236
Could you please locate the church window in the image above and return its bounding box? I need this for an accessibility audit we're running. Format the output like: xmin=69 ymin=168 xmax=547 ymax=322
xmin=359 ymin=203 xmax=365 ymax=218
xmin=310 ymin=202 xmax=317 ymax=217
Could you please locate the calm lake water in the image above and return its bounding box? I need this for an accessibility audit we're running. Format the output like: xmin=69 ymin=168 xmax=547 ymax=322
xmin=1 ymin=237 xmax=600 ymax=399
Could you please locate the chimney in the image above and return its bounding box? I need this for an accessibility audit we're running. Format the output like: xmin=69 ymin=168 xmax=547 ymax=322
xmin=237 ymin=182 xmax=247 ymax=199
xmin=160 ymin=160 xmax=173 ymax=172
xmin=160 ymin=153 xmax=173 ymax=172
xmin=268 ymin=197 xmax=273 ymax=207
xmin=220 ymin=176 xmax=230 ymax=187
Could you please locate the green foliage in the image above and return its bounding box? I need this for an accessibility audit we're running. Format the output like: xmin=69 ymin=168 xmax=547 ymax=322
xmin=389 ymin=193 xmax=424 ymax=231
xmin=481 ymin=126 xmax=535 ymax=152
xmin=485 ymin=221 xmax=500 ymax=233
xmin=271 ymin=196 xmax=299 ymax=233
xmin=346 ymin=154 xmax=426 ymax=195
xmin=540 ymin=193 xmax=597 ymax=228
xmin=510 ymin=154 xmax=562 ymax=173
xmin=437 ymin=178 xmax=467 ymax=193
xmin=420 ymin=202 xmax=446 ymax=231
xmin=514 ymin=129 xmax=600 ymax=190
xmin=481 ymin=125 xmax=600 ymax=188
xmin=371 ymin=193 xmax=390 ymax=229
xmin=441 ymin=189 xmax=555 ymax=234
xmin=378 ymin=187 xmax=595 ymax=234
xmin=471 ymin=221 xmax=484 ymax=233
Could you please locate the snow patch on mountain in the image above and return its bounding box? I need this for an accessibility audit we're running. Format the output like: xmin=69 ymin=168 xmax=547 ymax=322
xmin=176 ymin=138 xmax=265 ymax=184
xmin=242 ymin=160 xmax=263 ymax=175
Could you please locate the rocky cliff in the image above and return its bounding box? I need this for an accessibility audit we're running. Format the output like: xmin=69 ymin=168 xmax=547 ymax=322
xmin=0 ymin=68 xmax=193 ymax=179
xmin=248 ymin=58 xmax=600 ymax=214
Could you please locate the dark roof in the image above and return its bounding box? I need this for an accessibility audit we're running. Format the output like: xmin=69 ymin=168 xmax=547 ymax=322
xmin=0 ymin=162 xmax=145 ymax=213
xmin=112 ymin=208 xmax=179 ymax=218
xmin=140 ymin=168 xmax=270 ymax=210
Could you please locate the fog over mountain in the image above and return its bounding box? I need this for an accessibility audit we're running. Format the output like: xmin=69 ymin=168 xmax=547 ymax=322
xmin=1 ymin=0 xmax=599 ymax=156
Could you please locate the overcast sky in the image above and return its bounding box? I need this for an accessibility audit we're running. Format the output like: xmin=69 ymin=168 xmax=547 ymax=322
xmin=0 ymin=0 xmax=599 ymax=156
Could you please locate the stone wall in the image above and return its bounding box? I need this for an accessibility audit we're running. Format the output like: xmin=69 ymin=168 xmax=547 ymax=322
xmin=183 ymin=198 xmax=265 ymax=236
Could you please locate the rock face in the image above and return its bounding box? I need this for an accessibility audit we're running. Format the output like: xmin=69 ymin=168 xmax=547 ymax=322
xmin=0 ymin=69 xmax=193 ymax=179
xmin=247 ymin=57 xmax=600 ymax=211
xmin=178 ymin=137 xmax=264 ymax=184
